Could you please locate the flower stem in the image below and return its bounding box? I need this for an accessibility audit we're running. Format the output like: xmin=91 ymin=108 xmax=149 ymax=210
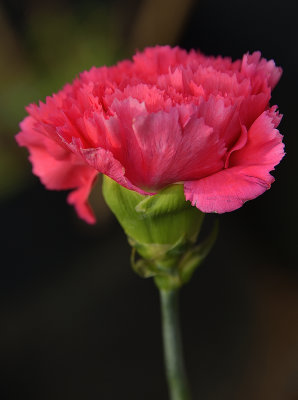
xmin=159 ymin=288 xmax=192 ymax=400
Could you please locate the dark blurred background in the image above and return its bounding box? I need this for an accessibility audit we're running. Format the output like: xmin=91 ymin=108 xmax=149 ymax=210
xmin=0 ymin=0 xmax=297 ymax=399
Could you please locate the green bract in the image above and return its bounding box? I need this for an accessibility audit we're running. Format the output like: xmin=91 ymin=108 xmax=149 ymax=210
xmin=102 ymin=176 xmax=217 ymax=289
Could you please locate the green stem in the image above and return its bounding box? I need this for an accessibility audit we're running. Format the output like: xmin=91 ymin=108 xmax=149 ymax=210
xmin=159 ymin=288 xmax=192 ymax=400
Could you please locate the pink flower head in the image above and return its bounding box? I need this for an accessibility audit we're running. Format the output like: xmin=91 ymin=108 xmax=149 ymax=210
xmin=16 ymin=46 xmax=284 ymax=223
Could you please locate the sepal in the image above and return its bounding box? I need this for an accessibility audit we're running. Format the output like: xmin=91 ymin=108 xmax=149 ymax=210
xmin=102 ymin=175 xmax=204 ymax=245
xmin=102 ymin=175 xmax=217 ymax=289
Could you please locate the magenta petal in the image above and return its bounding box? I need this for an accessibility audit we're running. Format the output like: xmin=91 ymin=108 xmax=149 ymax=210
xmin=229 ymin=107 xmax=284 ymax=179
xmin=131 ymin=108 xmax=182 ymax=188
xmin=66 ymin=137 xmax=150 ymax=196
xmin=170 ymin=113 xmax=226 ymax=181
xmin=67 ymin=171 xmax=97 ymax=224
xmin=239 ymin=91 xmax=270 ymax=128
xmin=184 ymin=167 xmax=270 ymax=213
xmin=184 ymin=168 xmax=268 ymax=213
xmin=224 ymin=124 xmax=248 ymax=168
xmin=81 ymin=147 xmax=149 ymax=195
xmin=241 ymin=52 xmax=283 ymax=90
xmin=16 ymin=117 xmax=98 ymax=223
xmin=196 ymin=95 xmax=241 ymax=148
xmin=184 ymin=108 xmax=284 ymax=213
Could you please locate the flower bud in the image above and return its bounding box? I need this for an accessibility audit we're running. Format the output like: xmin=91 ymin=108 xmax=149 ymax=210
xmin=102 ymin=176 xmax=216 ymax=289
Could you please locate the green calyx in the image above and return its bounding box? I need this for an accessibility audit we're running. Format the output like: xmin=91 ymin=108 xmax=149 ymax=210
xmin=102 ymin=176 xmax=217 ymax=290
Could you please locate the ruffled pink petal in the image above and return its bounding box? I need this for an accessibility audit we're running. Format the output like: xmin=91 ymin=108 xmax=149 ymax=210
xmin=107 ymin=84 xmax=172 ymax=113
xmin=184 ymin=167 xmax=271 ymax=213
xmin=131 ymin=107 xmax=182 ymax=189
xmin=107 ymin=97 xmax=149 ymax=184
xmin=241 ymin=52 xmax=282 ymax=91
xmin=111 ymin=101 xmax=226 ymax=189
xmin=239 ymin=91 xmax=271 ymax=128
xmin=168 ymin=111 xmax=226 ymax=181
xmin=133 ymin=46 xmax=189 ymax=80
xmin=60 ymin=97 xmax=154 ymax=194
xmin=184 ymin=108 xmax=284 ymax=213
xmin=191 ymin=51 xmax=242 ymax=74
xmin=16 ymin=116 xmax=98 ymax=224
xmin=196 ymin=95 xmax=241 ymax=148
xmin=229 ymin=107 xmax=284 ymax=178
xmin=63 ymin=137 xmax=150 ymax=196
xmin=224 ymin=123 xmax=248 ymax=169
xmin=67 ymin=171 xmax=98 ymax=224
xmin=193 ymin=65 xmax=251 ymax=99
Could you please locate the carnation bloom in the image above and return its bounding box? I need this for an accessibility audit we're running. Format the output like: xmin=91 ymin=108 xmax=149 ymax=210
xmin=16 ymin=46 xmax=284 ymax=224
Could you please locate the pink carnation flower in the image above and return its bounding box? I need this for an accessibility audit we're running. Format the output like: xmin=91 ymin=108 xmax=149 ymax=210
xmin=16 ymin=46 xmax=285 ymax=224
